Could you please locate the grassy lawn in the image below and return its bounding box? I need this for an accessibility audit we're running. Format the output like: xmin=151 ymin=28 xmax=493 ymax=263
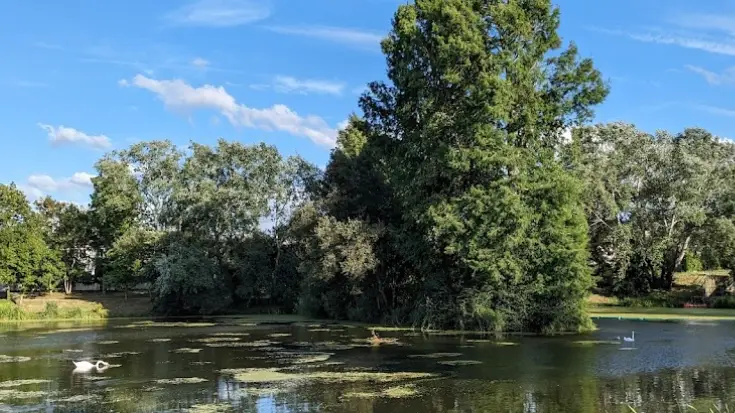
xmin=589 ymin=306 xmax=735 ymax=321
xmin=17 ymin=292 xmax=152 ymax=318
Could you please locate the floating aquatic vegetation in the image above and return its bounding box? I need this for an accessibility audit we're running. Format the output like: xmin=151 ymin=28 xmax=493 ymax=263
xmin=82 ymin=376 xmax=110 ymax=381
xmin=571 ymin=340 xmax=621 ymax=346
xmin=0 ymin=379 xmax=50 ymax=388
xmin=40 ymin=327 xmax=98 ymax=335
xmin=243 ymin=386 xmax=292 ymax=396
xmin=101 ymin=351 xmax=141 ymax=358
xmin=0 ymin=355 xmax=31 ymax=363
xmin=97 ymin=340 xmax=119 ymax=345
xmin=53 ymin=394 xmax=102 ymax=403
xmin=408 ymin=353 xmax=463 ymax=359
xmin=155 ymin=377 xmax=208 ymax=385
xmin=354 ymin=337 xmax=402 ymax=346
xmin=0 ymin=389 xmax=48 ymax=400
xmin=185 ymin=402 xmax=233 ymax=413
xmin=269 ymin=333 xmax=292 ymax=338
xmin=465 ymin=340 xmax=518 ymax=346
xmin=343 ymin=384 xmax=420 ymax=399
xmin=191 ymin=337 xmax=241 ymax=343
xmin=292 ymin=341 xmax=363 ymax=351
xmin=118 ymin=321 xmax=216 ymax=329
xmin=142 ymin=386 xmax=164 ymax=392
xmin=437 ymin=360 xmax=482 ymax=366
xmin=172 ymin=348 xmax=202 ymax=354
xmin=370 ymin=326 xmax=415 ymax=332
xmin=149 ymin=338 xmax=172 ymax=342
xmin=221 ymin=368 xmax=435 ymax=384
xmin=205 ymin=340 xmax=275 ymax=348
xmin=210 ymin=332 xmax=250 ymax=337
xmin=290 ymin=353 xmax=333 ymax=364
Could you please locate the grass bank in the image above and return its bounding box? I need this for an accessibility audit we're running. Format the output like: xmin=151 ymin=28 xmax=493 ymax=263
xmin=0 ymin=292 xmax=152 ymax=321
xmin=589 ymin=306 xmax=735 ymax=321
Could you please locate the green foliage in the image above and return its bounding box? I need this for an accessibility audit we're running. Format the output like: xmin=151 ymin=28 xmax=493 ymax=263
xmin=568 ymin=124 xmax=735 ymax=295
xmin=711 ymin=296 xmax=735 ymax=309
xmin=0 ymin=185 xmax=64 ymax=295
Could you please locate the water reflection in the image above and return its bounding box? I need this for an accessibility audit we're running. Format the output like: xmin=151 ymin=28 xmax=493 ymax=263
xmin=0 ymin=319 xmax=735 ymax=412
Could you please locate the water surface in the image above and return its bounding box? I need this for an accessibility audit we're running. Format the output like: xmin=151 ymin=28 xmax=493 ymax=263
xmin=0 ymin=318 xmax=733 ymax=412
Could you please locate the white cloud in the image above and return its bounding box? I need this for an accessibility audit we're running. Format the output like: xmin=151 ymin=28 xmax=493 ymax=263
xmin=191 ymin=57 xmax=210 ymax=68
xmin=337 ymin=119 xmax=349 ymax=130
xmin=164 ymin=0 xmax=271 ymax=27
xmin=38 ymin=124 xmax=112 ymax=149
xmin=127 ymin=74 xmax=338 ymax=147
xmin=627 ymin=31 xmax=735 ymax=56
xmin=265 ymin=26 xmax=384 ymax=51
xmin=25 ymin=172 xmax=94 ymax=194
xmin=16 ymin=184 xmax=44 ymax=202
xmin=273 ymin=76 xmax=345 ymax=95
xmin=670 ymin=14 xmax=735 ymax=36
xmin=685 ymin=65 xmax=735 ymax=85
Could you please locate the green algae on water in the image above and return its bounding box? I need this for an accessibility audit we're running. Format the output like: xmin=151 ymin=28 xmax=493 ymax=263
xmin=221 ymin=367 xmax=435 ymax=384
xmin=185 ymin=402 xmax=233 ymax=413
xmin=0 ymin=379 xmax=50 ymax=388
xmin=54 ymin=394 xmax=102 ymax=403
xmin=0 ymin=355 xmax=31 ymax=363
xmin=0 ymin=389 xmax=48 ymax=400
xmin=191 ymin=337 xmax=241 ymax=343
xmin=571 ymin=340 xmax=621 ymax=346
xmin=155 ymin=377 xmax=209 ymax=385
xmin=343 ymin=384 xmax=420 ymax=399
xmin=210 ymin=332 xmax=250 ymax=337
xmin=438 ymin=360 xmax=482 ymax=366
xmin=408 ymin=353 xmax=462 ymax=359
xmin=205 ymin=340 xmax=275 ymax=348
xmin=172 ymin=347 xmax=202 ymax=354
xmin=466 ymin=340 xmax=519 ymax=346
xmin=118 ymin=321 xmax=216 ymax=329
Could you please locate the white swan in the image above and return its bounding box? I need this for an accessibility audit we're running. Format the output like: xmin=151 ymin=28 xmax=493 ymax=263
xmin=622 ymin=331 xmax=635 ymax=342
xmin=72 ymin=360 xmax=109 ymax=372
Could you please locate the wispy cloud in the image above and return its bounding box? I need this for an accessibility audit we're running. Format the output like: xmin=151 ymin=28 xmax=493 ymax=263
xmin=164 ymin=0 xmax=271 ymax=27
xmin=694 ymin=104 xmax=735 ymax=117
xmin=265 ymin=26 xmax=384 ymax=51
xmin=670 ymin=14 xmax=735 ymax=36
xmin=191 ymin=57 xmax=210 ymax=68
xmin=38 ymin=124 xmax=112 ymax=150
xmin=3 ymin=80 xmax=49 ymax=88
xmin=272 ymin=76 xmax=345 ymax=95
xmin=685 ymin=65 xmax=735 ymax=85
xmin=594 ymin=14 xmax=735 ymax=57
xmin=124 ymin=74 xmax=338 ymax=148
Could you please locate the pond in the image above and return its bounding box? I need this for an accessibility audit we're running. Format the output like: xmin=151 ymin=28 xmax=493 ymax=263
xmin=0 ymin=318 xmax=734 ymax=412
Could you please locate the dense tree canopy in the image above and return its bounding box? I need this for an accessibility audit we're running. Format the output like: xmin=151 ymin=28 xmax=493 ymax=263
xmin=5 ymin=0 xmax=735 ymax=333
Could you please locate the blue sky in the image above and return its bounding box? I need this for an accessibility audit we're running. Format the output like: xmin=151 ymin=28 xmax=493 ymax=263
xmin=2 ymin=0 xmax=735 ymax=206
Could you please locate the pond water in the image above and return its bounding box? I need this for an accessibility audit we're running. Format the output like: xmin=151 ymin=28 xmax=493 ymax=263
xmin=0 ymin=318 xmax=734 ymax=412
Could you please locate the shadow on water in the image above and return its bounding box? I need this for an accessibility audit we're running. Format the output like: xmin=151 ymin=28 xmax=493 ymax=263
xmin=1 ymin=318 xmax=735 ymax=412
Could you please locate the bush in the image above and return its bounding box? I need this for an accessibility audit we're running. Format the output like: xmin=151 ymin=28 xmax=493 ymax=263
xmin=0 ymin=301 xmax=26 ymax=320
xmin=618 ymin=290 xmax=698 ymax=308
xmin=39 ymin=302 xmax=60 ymax=319
xmin=711 ymin=296 xmax=735 ymax=309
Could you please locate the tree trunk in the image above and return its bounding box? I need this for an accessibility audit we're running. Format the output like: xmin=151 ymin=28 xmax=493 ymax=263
xmin=64 ymin=277 xmax=73 ymax=295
